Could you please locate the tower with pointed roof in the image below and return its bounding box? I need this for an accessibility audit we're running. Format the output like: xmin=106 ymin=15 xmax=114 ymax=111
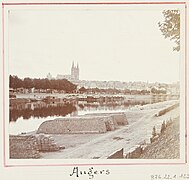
xmin=71 ymin=61 xmax=79 ymax=81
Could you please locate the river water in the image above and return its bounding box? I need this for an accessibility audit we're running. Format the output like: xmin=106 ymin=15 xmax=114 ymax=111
xmin=9 ymin=97 xmax=164 ymax=135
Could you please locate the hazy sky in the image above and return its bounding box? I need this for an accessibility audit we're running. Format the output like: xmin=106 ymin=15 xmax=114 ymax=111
xmin=8 ymin=6 xmax=180 ymax=83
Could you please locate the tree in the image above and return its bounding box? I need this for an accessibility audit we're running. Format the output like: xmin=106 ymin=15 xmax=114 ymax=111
xmin=9 ymin=75 xmax=23 ymax=89
xmin=158 ymin=10 xmax=180 ymax=51
xmin=23 ymin=77 xmax=33 ymax=89
xmin=161 ymin=121 xmax=166 ymax=134
xmin=151 ymin=87 xmax=158 ymax=94
xmin=152 ymin=126 xmax=157 ymax=137
xmin=33 ymin=78 xmax=41 ymax=90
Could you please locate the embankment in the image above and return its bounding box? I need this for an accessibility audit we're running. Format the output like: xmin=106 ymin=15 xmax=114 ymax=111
xmin=139 ymin=117 xmax=180 ymax=159
xmin=37 ymin=113 xmax=128 ymax=134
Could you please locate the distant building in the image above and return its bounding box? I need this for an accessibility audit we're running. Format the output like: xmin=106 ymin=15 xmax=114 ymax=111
xmin=47 ymin=63 xmax=174 ymax=93
xmin=46 ymin=73 xmax=53 ymax=80
xmin=56 ymin=74 xmax=72 ymax=81
xmin=56 ymin=61 xmax=79 ymax=82
xmin=71 ymin=62 xmax=79 ymax=81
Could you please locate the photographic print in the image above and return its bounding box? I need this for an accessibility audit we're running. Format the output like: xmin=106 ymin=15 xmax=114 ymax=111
xmin=2 ymin=1 xmax=187 ymax=165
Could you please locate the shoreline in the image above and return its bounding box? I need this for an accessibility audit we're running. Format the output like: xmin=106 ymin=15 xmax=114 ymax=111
xmin=13 ymin=93 xmax=176 ymax=100
xmin=139 ymin=117 xmax=180 ymax=159
xmin=9 ymin=100 xmax=180 ymax=159
xmin=40 ymin=100 xmax=179 ymax=159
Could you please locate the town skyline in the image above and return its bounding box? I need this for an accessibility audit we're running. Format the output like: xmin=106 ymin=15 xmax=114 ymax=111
xmin=10 ymin=60 xmax=179 ymax=84
xmin=9 ymin=7 xmax=180 ymax=83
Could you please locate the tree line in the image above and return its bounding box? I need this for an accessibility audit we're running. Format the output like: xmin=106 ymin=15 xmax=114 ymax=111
xmin=9 ymin=75 xmax=167 ymax=95
xmin=9 ymin=75 xmax=77 ymax=93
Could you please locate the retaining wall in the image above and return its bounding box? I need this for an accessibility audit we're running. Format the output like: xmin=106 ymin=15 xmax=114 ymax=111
xmin=155 ymin=103 xmax=179 ymax=117
xmin=37 ymin=116 xmax=112 ymax=134
xmin=125 ymin=145 xmax=144 ymax=159
xmin=85 ymin=112 xmax=128 ymax=126
xmin=107 ymin=148 xmax=124 ymax=159
xmin=83 ymin=115 xmax=116 ymax=131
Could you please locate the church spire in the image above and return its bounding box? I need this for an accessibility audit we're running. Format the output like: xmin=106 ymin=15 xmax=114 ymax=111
xmin=70 ymin=61 xmax=79 ymax=81
xmin=72 ymin=61 xmax=74 ymax=69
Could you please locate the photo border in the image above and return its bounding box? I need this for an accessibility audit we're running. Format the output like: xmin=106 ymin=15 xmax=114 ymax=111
xmin=2 ymin=1 xmax=188 ymax=167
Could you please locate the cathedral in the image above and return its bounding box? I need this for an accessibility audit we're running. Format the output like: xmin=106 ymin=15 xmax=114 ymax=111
xmin=71 ymin=62 xmax=79 ymax=81
xmin=56 ymin=62 xmax=79 ymax=81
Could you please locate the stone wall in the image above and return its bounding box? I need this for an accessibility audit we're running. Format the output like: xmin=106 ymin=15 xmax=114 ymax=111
xmin=84 ymin=115 xmax=116 ymax=131
xmin=37 ymin=116 xmax=110 ymax=134
xmin=10 ymin=135 xmax=40 ymax=159
xmin=125 ymin=145 xmax=145 ymax=159
xmin=107 ymin=148 xmax=124 ymax=159
xmin=155 ymin=103 xmax=179 ymax=117
xmin=85 ymin=112 xmax=128 ymax=126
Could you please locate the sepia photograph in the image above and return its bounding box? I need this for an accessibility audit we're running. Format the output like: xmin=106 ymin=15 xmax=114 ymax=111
xmin=6 ymin=3 xmax=183 ymax=161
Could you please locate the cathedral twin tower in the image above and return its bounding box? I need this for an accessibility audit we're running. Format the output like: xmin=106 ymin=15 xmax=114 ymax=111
xmin=52 ymin=61 xmax=79 ymax=81
xmin=71 ymin=61 xmax=79 ymax=81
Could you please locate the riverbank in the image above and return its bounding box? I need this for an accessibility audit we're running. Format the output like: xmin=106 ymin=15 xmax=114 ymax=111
xmin=38 ymin=100 xmax=179 ymax=159
xmin=139 ymin=116 xmax=180 ymax=159
xmin=9 ymin=100 xmax=179 ymax=159
xmin=13 ymin=93 xmax=175 ymax=102
xmin=10 ymin=93 xmax=171 ymax=135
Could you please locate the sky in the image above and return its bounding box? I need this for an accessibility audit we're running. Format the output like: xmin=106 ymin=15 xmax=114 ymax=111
xmin=8 ymin=6 xmax=181 ymax=83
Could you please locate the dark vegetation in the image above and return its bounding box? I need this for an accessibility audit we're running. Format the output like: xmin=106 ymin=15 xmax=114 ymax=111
xmin=9 ymin=75 xmax=77 ymax=93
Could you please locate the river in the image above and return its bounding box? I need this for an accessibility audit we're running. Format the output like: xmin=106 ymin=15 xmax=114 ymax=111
xmin=9 ymin=96 xmax=165 ymax=135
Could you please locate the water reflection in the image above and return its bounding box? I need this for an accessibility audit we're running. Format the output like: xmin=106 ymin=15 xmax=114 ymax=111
xmin=9 ymin=98 xmax=161 ymax=122
xmin=10 ymin=102 xmax=77 ymax=122
xmin=9 ymin=97 xmax=166 ymax=135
